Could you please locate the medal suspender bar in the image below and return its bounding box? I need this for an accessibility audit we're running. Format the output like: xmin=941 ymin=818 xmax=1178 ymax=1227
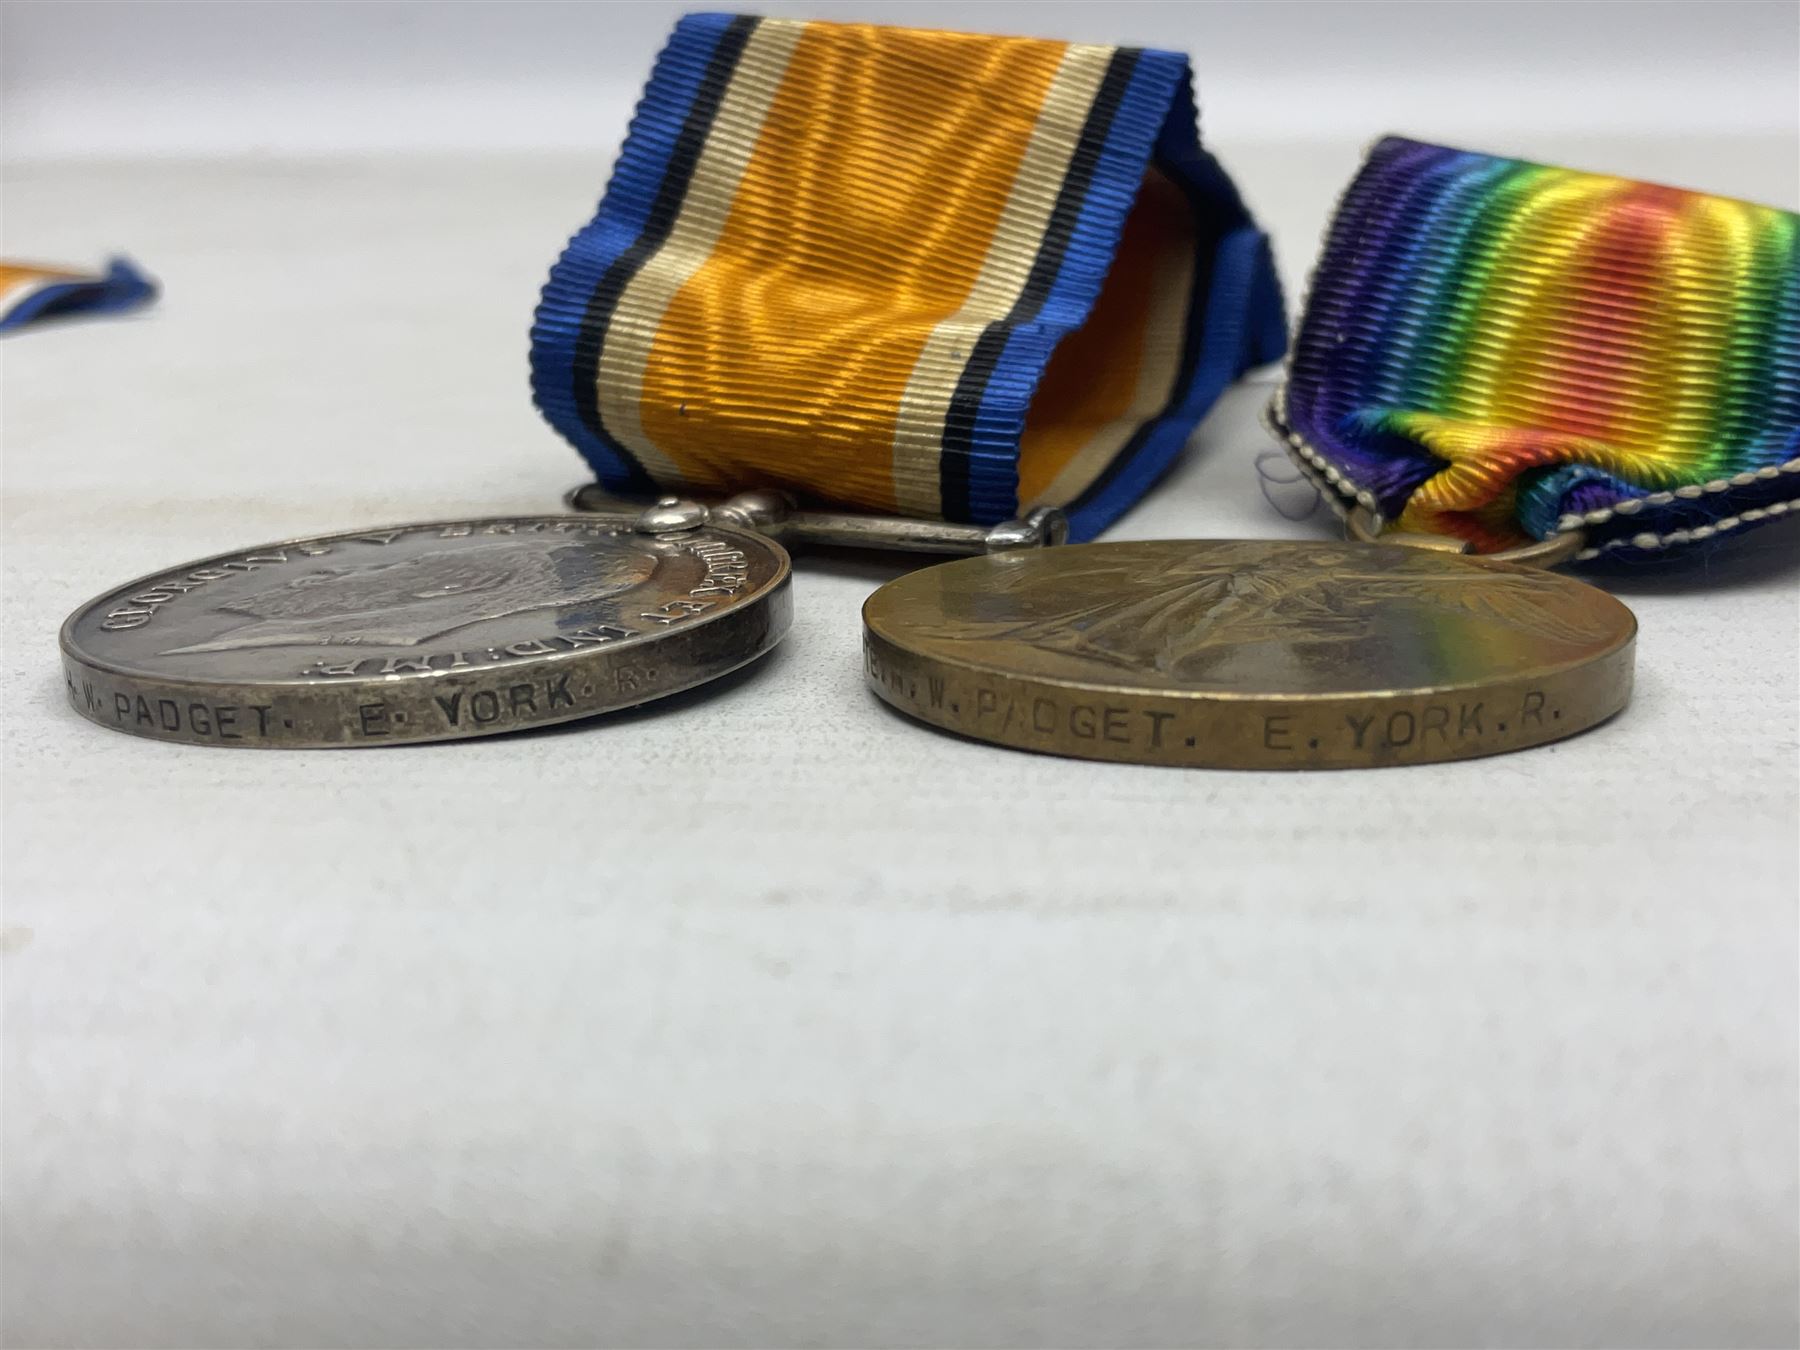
xmin=64 ymin=11 xmax=1292 ymax=752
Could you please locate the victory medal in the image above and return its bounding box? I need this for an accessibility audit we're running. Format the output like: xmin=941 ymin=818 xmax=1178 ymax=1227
xmin=862 ymin=538 xmax=1635 ymax=769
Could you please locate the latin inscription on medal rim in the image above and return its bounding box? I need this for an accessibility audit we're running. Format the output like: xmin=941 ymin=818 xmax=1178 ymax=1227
xmin=60 ymin=516 xmax=791 ymax=748
xmin=861 ymin=539 xmax=1636 ymax=769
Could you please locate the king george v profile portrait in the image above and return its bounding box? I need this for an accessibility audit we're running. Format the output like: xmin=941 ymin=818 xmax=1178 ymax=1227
xmin=160 ymin=536 xmax=660 ymax=654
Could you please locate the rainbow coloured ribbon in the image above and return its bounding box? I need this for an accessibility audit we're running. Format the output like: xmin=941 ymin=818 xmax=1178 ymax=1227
xmin=1273 ymin=137 xmax=1800 ymax=559
xmin=531 ymin=13 xmax=1285 ymax=542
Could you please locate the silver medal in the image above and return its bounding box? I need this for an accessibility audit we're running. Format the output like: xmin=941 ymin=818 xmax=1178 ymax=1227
xmin=59 ymin=513 xmax=790 ymax=747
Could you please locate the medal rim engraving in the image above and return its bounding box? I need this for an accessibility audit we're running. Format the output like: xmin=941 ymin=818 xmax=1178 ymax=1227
xmin=59 ymin=516 xmax=792 ymax=748
xmin=861 ymin=539 xmax=1637 ymax=769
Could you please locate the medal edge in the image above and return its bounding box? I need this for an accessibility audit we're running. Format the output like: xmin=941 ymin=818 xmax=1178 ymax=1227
xmin=59 ymin=516 xmax=793 ymax=689
xmin=59 ymin=572 xmax=794 ymax=748
xmin=861 ymin=627 xmax=1634 ymax=770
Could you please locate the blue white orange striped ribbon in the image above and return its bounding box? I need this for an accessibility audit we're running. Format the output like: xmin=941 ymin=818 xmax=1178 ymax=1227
xmin=0 ymin=258 xmax=156 ymax=335
xmin=531 ymin=13 xmax=1285 ymax=541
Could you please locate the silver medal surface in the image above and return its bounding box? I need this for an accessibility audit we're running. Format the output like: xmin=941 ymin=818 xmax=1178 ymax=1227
xmin=59 ymin=516 xmax=791 ymax=747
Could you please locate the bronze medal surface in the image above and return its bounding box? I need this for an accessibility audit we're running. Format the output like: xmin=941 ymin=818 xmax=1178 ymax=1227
xmin=60 ymin=516 xmax=790 ymax=748
xmin=862 ymin=539 xmax=1635 ymax=768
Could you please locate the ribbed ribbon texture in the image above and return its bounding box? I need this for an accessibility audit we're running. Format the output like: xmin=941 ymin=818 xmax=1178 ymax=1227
xmin=1277 ymin=137 xmax=1800 ymax=559
xmin=531 ymin=13 xmax=1284 ymax=540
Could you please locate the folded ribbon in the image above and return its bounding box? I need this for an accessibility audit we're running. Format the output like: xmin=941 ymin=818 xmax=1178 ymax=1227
xmin=0 ymin=258 xmax=156 ymax=335
xmin=532 ymin=13 xmax=1285 ymax=541
xmin=1273 ymin=137 xmax=1800 ymax=559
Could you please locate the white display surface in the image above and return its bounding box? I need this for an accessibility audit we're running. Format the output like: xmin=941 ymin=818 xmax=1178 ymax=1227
xmin=2 ymin=3 xmax=1797 ymax=1345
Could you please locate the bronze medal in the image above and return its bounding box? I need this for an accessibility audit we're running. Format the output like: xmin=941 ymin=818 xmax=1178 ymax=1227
xmin=861 ymin=539 xmax=1635 ymax=769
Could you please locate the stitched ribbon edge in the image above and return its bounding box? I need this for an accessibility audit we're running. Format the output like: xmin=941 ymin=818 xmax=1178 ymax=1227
xmin=1269 ymin=135 xmax=1800 ymax=561
xmin=1266 ymin=391 xmax=1800 ymax=562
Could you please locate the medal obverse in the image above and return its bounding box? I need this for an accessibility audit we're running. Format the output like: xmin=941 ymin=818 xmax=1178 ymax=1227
xmin=61 ymin=516 xmax=789 ymax=748
xmin=862 ymin=540 xmax=1635 ymax=769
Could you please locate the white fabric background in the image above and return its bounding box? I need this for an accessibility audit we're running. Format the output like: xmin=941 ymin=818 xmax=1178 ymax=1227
xmin=2 ymin=3 xmax=1797 ymax=1346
